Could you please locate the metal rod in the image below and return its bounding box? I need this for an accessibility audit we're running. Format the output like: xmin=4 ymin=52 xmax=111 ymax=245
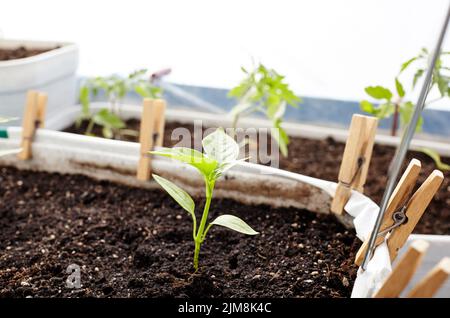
xmin=361 ymin=4 xmax=450 ymax=271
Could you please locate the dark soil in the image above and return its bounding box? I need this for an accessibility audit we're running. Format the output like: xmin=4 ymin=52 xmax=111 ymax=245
xmin=0 ymin=46 xmax=57 ymax=61
xmin=0 ymin=166 xmax=358 ymax=298
xmin=64 ymin=119 xmax=450 ymax=235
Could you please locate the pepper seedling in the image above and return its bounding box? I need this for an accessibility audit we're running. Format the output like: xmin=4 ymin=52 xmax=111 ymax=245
xmin=228 ymin=63 xmax=301 ymax=156
xmin=78 ymin=69 xmax=162 ymax=139
xmin=151 ymin=128 xmax=258 ymax=270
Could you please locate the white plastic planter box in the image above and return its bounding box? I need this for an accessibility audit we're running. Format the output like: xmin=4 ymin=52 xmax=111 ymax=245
xmin=46 ymin=103 xmax=450 ymax=156
xmin=0 ymin=39 xmax=78 ymax=119
xmin=0 ymin=126 xmax=449 ymax=297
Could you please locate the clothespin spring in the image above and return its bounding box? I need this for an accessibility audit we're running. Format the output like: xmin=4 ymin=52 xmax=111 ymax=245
xmin=340 ymin=156 xmax=365 ymax=188
xmin=377 ymin=206 xmax=407 ymax=238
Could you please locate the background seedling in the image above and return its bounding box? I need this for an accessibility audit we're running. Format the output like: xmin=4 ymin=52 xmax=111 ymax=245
xmin=228 ymin=62 xmax=301 ymax=156
xmin=78 ymin=69 xmax=162 ymax=139
xmin=360 ymin=47 xmax=450 ymax=170
xmin=151 ymin=128 xmax=258 ymax=270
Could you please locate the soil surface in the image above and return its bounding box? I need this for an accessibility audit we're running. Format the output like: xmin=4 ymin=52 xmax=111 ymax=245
xmin=0 ymin=46 xmax=57 ymax=61
xmin=0 ymin=166 xmax=358 ymax=298
xmin=64 ymin=119 xmax=450 ymax=235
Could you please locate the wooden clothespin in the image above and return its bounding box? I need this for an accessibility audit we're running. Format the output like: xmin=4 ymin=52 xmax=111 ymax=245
xmin=355 ymin=159 xmax=421 ymax=265
xmin=374 ymin=240 xmax=429 ymax=298
xmin=18 ymin=90 xmax=48 ymax=160
xmin=387 ymin=169 xmax=443 ymax=261
xmin=136 ymin=98 xmax=166 ymax=181
xmin=36 ymin=92 xmax=48 ymax=128
xmin=407 ymin=257 xmax=450 ymax=298
xmin=331 ymin=114 xmax=378 ymax=215
xmin=355 ymin=158 xmax=444 ymax=266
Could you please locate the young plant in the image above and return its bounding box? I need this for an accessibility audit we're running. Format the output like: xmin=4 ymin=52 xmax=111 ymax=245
xmin=360 ymin=80 xmax=420 ymax=137
xmin=78 ymin=69 xmax=162 ymax=139
xmin=228 ymin=63 xmax=301 ymax=156
xmin=151 ymin=128 xmax=258 ymax=270
xmin=360 ymin=47 xmax=450 ymax=170
xmin=399 ymin=47 xmax=450 ymax=101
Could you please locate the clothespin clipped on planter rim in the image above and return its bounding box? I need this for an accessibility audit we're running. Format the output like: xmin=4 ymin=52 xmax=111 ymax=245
xmin=355 ymin=158 xmax=444 ymax=266
xmin=137 ymin=98 xmax=166 ymax=181
xmin=331 ymin=114 xmax=378 ymax=215
xmin=374 ymin=240 xmax=429 ymax=298
xmin=407 ymin=257 xmax=450 ymax=298
xmin=374 ymin=241 xmax=450 ymax=298
xmin=18 ymin=90 xmax=48 ymax=160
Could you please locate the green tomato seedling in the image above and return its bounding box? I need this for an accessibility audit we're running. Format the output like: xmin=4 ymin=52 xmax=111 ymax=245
xmin=360 ymin=47 xmax=450 ymax=170
xmin=228 ymin=63 xmax=301 ymax=157
xmin=151 ymin=128 xmax=258 ymax=270
xmin=78 ymin=69 xmax=162 ymax=139
xmin=359 ymin=80 xmax=420 ymax=137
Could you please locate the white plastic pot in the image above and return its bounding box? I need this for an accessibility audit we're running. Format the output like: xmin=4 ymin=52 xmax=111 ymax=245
xmin=46 ymin=103 xmax=450 ymax=156
xmin=0 ymin=126 xmax=449 ymax=297
xmin=0 ymin=39 xmax=79 ymax=119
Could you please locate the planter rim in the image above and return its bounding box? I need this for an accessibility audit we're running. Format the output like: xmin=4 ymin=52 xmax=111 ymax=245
xmin=47 ymin=103 xmax=450 ymax=156
xmin=0 ymin=39 xmax=78 ymax=67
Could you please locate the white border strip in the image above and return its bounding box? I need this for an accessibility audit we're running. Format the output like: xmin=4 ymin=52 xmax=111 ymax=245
xmin=46 ymin=103 xmax=450 ymax=156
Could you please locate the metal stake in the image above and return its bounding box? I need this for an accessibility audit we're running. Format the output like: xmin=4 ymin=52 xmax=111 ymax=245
xmin=361 ymin=4 xmax=450 ymax=271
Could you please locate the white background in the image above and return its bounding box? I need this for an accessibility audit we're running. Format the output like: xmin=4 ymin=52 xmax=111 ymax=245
xmin=1 ymin=0 xmax=449 ymax=107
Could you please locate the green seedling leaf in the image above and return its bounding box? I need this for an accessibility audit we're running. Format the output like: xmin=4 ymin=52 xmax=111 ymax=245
xmin=134 ymin=83 xmax=161 ymax=98
xmin=413 ymin=69 xmax=424 ymax=88
xmin=135 ymin=84 xmax=150 ymax=98
xmin=360 ymin=100 xmax=375 ymax=114
xmin=400 ymin=57 xmax=419 ymax=73
xmin=79 ymin=86 xmax=90 ymax=117
xmin=213 ymin=158 xmax=249 ymax=180
xmin=153 ymin=174 xmax=196 ymax=217
xmin=210 ymin=214 xmax=259 ymax=235
xmin=395 ymin=78 xmax=405 ymax=97
xmin=151 ymin=147 xmax=218 ymax=178
xmin=102 ymin=127 xmax=114 ymax=139
xmin=202 ymin=128 xmax=239 ymax=164
xmin=437 ymin=75 xmax=449 ymax=97
xmin=420 ymin=148 xmax=450 ymax=171
xmin=364 ymin=86 xmax=392 ymax=100
xmin=93 ymin=109 xmax=125 ymax=129
xmin=228 ymin=79 xmax=252 ymax=99
xmin=267 ymin=100 xmax=287 ymax=121
xmin=129 ymin=69 xmax=147 ymax=79
xmin=377 ymin=103 xmax=395 ymax=119
xmin=271 ymin=120 xmax=289 ymax=157
xmin=400 ymin=101 xmax=423 ymax=132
